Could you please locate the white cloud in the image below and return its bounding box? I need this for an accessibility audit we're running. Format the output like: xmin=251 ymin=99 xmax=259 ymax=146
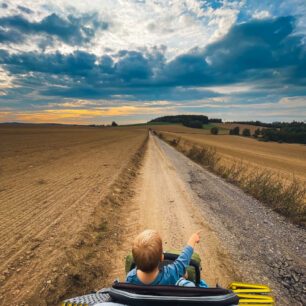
xmin=252 ymin=10 xmax=271 ymax=19
xmin=277 ymin=96 xmax=306 ymax=108
xmin=0 ymin=0 xmax=245 ymax=59
xmin=202 ymin=84 xmax=255 ymax=94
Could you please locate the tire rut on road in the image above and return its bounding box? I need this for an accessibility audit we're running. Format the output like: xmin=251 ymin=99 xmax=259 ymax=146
xmin=113 ymin=134 xmax=305 ymax=305
xmin=110 ymin=134 xmax=240 ymax=287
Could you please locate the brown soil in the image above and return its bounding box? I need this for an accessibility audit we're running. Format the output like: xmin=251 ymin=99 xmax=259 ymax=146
xmin=0 ymin=124 xmax=148 ymax=305
xmin=1 ymin=125 xmax=305 ymax=305
xmin=106 ymin=134 xmax=241 ymax=287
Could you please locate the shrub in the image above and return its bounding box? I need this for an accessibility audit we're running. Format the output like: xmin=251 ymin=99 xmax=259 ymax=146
xmin=229 ymin=126 xmax=240 ymax=135
xmin=253 ymin=128 xmax=261 ymax=138
xmin=217 ymin=163 xmax=306 ymax=224
xmin=242 ymin=128 xmax=250 ymax=136
xmin=210 ymin=127 xmax=219 ymax=135
xmin=187 ymin=146 xmax=220 ymax=170
xmin=170 ymin=137 xmax=181 ymax=147
xmin=260 ymin=122 xmax=306 ymax=144
xmin=157 ymin=131 xmax=306 ymax=225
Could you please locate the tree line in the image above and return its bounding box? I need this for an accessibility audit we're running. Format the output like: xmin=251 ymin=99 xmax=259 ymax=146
xmin=149 ymin=115 xmax=221 ymax=128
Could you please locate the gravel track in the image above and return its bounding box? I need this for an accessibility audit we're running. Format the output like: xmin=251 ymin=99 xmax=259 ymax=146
xmin=118 ymin=134 xmax=305 ymax=305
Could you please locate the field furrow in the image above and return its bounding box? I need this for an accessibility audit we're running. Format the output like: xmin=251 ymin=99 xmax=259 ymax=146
xmin=0 ymin=125 xmax=147 ymax=305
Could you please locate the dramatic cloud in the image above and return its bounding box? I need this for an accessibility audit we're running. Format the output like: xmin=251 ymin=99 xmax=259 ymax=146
xmin=0 ymin=0 xmax=305 ymax=124
xmin=17 ymin=5 xmax=33 ymax=14
xmin=0 ymin=12 xmax=108 ymax=46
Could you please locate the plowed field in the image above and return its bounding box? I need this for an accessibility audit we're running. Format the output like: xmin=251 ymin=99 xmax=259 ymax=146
xmin=0 ymin=124 xmax=147 ymax=305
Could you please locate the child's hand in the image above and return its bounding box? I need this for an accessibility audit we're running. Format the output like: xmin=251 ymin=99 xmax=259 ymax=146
xmin=187 ymin=230 xmax=202 ymax=249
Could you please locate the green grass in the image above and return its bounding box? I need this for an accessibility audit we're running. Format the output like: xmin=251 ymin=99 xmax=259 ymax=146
xmin=202 ymin=123 xmax=229 ymax=130
xmin=121 ymin=122 xmax=182 ymax=127
xmin=149 ymin=122 xmax=182 ymax=125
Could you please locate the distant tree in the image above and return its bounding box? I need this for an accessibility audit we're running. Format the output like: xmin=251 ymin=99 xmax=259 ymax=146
xmin=182 ymin=120 xmax=203 ymax=129
xmin=242 ymin=128 xmax=251 ymax=136
xmin=253 ymin=128 xmax=261 ymax=138
xmin=112 ymin=121 xmax=118 ymax=127
xmin=209 ymin=118 xmax=222 ymax=123
xmin=230 ymin=126 xmax=240 ymax=135
xmin=210 ymin=127 xmax=219 ymax=135
xmin=149 ymin=115 xmax=208 ymax=125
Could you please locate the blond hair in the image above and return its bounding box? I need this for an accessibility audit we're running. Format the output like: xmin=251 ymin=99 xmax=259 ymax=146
xmin=132 ymin=229 xmax=163 ymax=273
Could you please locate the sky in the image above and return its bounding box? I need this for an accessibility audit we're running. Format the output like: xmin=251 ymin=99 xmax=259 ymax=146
xmin=0 ymin=0 xmax=305 ymax=124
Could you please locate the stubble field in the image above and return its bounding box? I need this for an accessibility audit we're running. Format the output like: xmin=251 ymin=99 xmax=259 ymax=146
xmin=152 ymin=124 xmax=306 ymax=183
xmin=0 ymin=124 xmax=147 ymax=305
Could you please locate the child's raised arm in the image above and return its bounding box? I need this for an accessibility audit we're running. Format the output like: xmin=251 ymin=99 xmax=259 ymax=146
xmin=187 ymin=230 xmax=202 ymax=249
xmin=162 ymin=230 xmax=203 ymax=284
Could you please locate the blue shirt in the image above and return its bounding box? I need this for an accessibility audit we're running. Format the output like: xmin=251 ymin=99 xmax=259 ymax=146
xmin=125 ymin=245 xmax=194 ymax=285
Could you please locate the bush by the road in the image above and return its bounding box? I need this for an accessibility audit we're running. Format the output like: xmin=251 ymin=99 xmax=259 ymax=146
xmin=157 ymin=132 xmax=306 ymax=226
xmin=210 ymin=127 xmax=219 ymax=135
xmin=242 ymin=128 xmax=251 ymax=136
xmin=253 ymin=128 xmax=261 ymax=138
xmin=186 ymin=145 xmax=220 ymax=170
xmin=229 ymin=126 xmax=240 ymax=135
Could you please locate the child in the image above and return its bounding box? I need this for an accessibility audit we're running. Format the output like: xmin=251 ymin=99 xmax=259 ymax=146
xmin=125 ymin=229 xmax=202 ymax=286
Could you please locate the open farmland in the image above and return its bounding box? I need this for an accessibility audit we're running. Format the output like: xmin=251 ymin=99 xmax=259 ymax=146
xmin=150 ymin=123 xmax=225 ymax=134
xmin=0 ymin=124 xmax=147 ymax=305
xmin=152 ymin=124 xmax=306 ymax=183
xmin=149 ymin=122 xmax=264 ymax=135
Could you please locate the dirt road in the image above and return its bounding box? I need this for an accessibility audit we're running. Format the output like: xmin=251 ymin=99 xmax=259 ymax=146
xmin=113 ymin=134 xmax=305 ymax=305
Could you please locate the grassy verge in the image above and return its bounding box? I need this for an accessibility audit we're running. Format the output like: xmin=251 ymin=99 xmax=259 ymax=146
xmin=122 ymin=122 xmax=182 ymax=126
xmin=156 ymin=132 xmax=306 ymax=227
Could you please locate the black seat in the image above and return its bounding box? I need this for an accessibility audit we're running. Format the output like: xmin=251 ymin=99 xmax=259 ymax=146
xmin=109 ymin=282 xmax=239 ymax=306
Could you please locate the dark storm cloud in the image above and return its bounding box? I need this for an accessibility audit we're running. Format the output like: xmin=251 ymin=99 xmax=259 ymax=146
xmin=1 ymin=3 xmax=8 ymax=9
xmin=115 ymin=51 xmax=153 ymax=81
xmin=203 ymin=16 xmax=305 ymax=82
xmin=0 ymin=16 xmax=305 ymax=102
xmin=0 ymin=50 xmax=96 ymax=75
xmin=0 ymin=12 xmax=108 ymax=45
xmin=0 ymin=28 xmax=24 ymax=43
xmin=164 ymin=16 xmax=306 ymax=86
xmin=17 ymin=5 xmax=33 ymax=14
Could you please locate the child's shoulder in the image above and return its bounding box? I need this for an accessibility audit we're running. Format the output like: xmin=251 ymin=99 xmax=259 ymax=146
xmin=125 ymin=268 xmax=137 ymax=282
